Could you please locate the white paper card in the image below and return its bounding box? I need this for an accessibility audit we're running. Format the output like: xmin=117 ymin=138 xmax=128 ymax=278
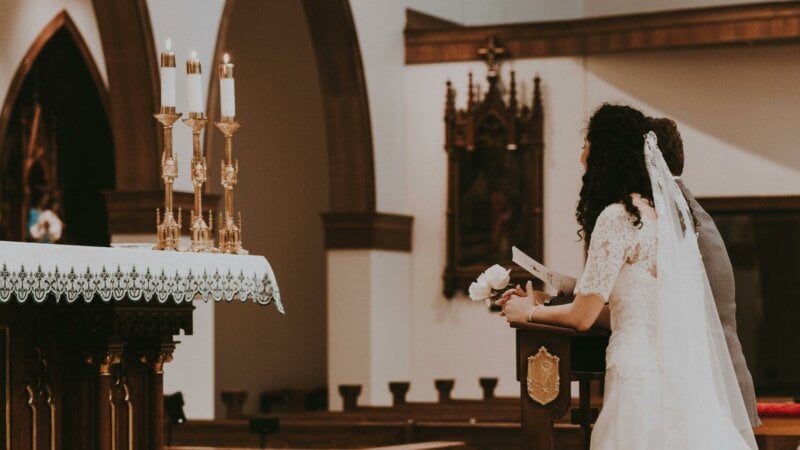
xmin=512 ymin=246 xmax=577 ymax=294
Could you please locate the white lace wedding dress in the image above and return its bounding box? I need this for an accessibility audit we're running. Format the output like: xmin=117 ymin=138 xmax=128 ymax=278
xmin=576 ymin=202 xmax=757 ymax=449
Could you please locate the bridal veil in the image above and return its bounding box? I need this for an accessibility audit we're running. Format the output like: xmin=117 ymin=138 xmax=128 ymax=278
xmin=644 ymin=131 xmax=757 ymax=449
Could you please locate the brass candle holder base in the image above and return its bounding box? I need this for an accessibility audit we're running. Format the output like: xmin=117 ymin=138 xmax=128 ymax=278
xmin=215 ymin=117 xmax=247 ymax=255
xmin=218 ymin=212 xmax=247 ymax=255
xmin=155 ymin=208 xmax=182 ymax=251
xmin=190 ymin=209 xmax=216 ymax=253
xmin=154 ymin=107 xmax=183 ymax=251
xmin=183 ymin=112 xmax=216 ymax=253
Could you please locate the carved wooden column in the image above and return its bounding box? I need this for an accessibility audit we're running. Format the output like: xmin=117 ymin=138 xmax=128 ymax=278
xmin=88 ymin=346 xmax=123 ymax=450
xmin=142 ymin=344 xmax=174 ymax=450
xmin=22 ymin=347 xmax=57 ymax=450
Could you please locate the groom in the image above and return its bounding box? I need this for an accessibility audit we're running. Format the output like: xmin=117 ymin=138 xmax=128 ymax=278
xmin=508 ymin=117 xmax=761 ymax=427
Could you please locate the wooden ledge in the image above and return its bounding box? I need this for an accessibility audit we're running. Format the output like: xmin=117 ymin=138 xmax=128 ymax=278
xmin=697 ymin=195 xmax=800 ymax=214
xmin=321 ymin=212 xmax=413 ymax=252
xmin=405 ymin=2 xmax=800 ymax=64
xmin=511 ymin=321 xmax=611 ymax=338
xmin=103 ymin=190 xmax=221 ymax=235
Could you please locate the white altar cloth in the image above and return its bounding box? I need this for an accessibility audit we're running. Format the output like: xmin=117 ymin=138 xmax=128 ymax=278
xmin=0 ymin=241 xmax=283 ymax=312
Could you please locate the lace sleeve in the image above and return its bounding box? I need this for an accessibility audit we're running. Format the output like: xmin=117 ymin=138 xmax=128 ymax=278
xmin=575 ymin=204 xmax=635 ymax=303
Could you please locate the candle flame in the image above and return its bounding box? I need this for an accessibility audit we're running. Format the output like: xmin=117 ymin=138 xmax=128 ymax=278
xmin=166 ymin=38 xmax=172 ymax=51
xmin=191 ymin=50 xmax=198 ymax=60
xmin=223 ymin=53 xmax=230 ymax=64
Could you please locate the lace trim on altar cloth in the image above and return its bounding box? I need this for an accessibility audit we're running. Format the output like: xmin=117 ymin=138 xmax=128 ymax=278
xmin=0 ymin=263 xmax=283 ymax=312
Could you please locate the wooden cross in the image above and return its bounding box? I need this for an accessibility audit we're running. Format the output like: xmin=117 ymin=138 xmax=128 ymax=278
xmin=478 ymin=35 xmax=506 ymax=75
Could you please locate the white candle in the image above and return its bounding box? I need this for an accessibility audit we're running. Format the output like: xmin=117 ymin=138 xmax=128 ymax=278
xmin=159 ymin=38 xmax=176 ymax=108
xmin=186 ymin=50 xmax=204 ymax=113
xmin=219 ymin=53 xmax=236 ymax=118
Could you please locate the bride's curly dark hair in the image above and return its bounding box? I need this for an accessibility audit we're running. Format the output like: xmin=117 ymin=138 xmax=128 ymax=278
xmin=577 ymin=104 xmax=653 ymax=244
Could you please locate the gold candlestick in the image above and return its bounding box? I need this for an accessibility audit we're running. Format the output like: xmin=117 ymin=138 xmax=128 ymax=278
xmin=154 ymin=106 xmax=183 ymax=250
xmin=214 ymin=117 xmax=247 ymax=254
xmin=183 ymin=112 xmax=216 ymax=252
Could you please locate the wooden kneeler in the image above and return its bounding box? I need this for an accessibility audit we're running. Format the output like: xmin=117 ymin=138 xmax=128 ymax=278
xmin=512 ymin=322 xmax=610 ymax=450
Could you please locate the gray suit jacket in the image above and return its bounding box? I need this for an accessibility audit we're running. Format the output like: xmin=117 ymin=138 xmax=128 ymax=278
xmin=551 ymin=183 xmax=760 ymax=426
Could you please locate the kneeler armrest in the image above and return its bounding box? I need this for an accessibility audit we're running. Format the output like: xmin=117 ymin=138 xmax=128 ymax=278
xmin=510 ymin=321 xmax=611 ymax=337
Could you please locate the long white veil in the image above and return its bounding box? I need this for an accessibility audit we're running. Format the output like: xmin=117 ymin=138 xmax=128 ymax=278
xmin=644 ymin=131 xmax=757 ymax=449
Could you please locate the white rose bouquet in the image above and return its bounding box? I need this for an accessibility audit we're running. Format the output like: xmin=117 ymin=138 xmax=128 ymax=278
xmin=468 ymin=264 xmax=511 ymax=304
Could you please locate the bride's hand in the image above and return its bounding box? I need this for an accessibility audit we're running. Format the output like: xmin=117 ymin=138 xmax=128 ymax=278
xmin=501 ymin=281 xmax=544 ymax=322
xmin=497 ymin=281 xmax=552 ymax=309
xmin=496 ymin=284 xmax=525 ymax=308
xmin=501 ymin=294 xmax=534 ymax=323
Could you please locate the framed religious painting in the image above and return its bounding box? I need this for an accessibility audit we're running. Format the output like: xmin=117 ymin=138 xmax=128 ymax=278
xmin=442 ymin=60 xmax=544 ymax=299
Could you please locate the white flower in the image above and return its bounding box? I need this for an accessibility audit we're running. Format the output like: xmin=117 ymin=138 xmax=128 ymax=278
xmin=29 ymin=209 xmax=63 ymax=242
xmin=468 ymin=276 xmax=492 ymax=301
xmin=483 ymin=264 xmax=511 ymax=290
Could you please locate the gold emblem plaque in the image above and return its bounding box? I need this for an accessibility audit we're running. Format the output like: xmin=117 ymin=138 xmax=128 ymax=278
xmin=527 ymin=346 xmax=560 ymax=405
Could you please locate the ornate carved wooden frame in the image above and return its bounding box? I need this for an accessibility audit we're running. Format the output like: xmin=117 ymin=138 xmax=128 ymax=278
xmin=443 ymin=62 xmax=544 ymax=298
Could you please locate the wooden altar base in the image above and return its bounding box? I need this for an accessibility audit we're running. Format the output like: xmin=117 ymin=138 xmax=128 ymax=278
xmin=0 ymin=297 xmax=193 ymax=450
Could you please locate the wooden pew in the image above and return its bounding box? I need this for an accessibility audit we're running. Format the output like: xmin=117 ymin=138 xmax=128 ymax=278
xmin=168 ymin=417 xmax=584 ymax=450
xmin=168 ymin=441 xmax=467 ymax=450
xmin=332 ymin=378 xmax=599 ymax=426
xmin=335 ymin=380 xmax=521 ymax=423
xmin=176 ymin=376 xmax=591 ymax=449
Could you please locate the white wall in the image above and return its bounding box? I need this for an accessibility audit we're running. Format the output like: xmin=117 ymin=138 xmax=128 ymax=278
xmin=327 ymin=249 xmax=412 ymax=409
xmin=349 ymin=0 xmax=800 ymax=404
xmin=585 ymin=47 xmax=800 ymax=196
xmin=583 ymin=0 xmax=790 ymax=18
xmin=405 ymin=0 xmax=583 ymax=24
xmin=405 ymin=0 xmax=788 ymax=24
xmin=0 ymin=0 xmax=107 ymax=99
xmin=146 ymin=0 xmax=226 ymax=419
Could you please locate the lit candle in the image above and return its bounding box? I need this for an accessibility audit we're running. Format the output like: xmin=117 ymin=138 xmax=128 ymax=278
xmin=159 ymin=39 xmax=176 ymax=108
xmin=186 ymin=50 xmax=203 ymax=113
xmin=219 ymin=53 xmax=235 ymax=118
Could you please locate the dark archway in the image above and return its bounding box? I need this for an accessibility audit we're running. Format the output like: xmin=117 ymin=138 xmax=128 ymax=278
xmin=0 ymin=11 xmax=114 ymax=245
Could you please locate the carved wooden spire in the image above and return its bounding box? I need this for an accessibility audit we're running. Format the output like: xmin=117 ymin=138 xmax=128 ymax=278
xmin=532 ymin=75 xmax=542 ymax=118
xmin=445 ymin=80 xmax=456 ymax=121
xmin=467 ymin=72 xmax=474 ymax=111
xmin=509 ymin=70 xmax=518 ymax=113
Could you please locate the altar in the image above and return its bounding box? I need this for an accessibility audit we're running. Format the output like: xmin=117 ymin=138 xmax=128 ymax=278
xmin=0 ymin=240 xmax=281 ymax=450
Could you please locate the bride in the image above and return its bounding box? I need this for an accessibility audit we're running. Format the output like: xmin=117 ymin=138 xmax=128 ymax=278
xmin=498 ymin=104 xmax=757 ymax=449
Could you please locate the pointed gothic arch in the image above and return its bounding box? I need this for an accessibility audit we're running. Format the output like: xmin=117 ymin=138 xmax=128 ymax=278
xmin=0 ymin=10 xmax=110 ymax=159
xmin=0 ymin=10 xmax=115 ymax=244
